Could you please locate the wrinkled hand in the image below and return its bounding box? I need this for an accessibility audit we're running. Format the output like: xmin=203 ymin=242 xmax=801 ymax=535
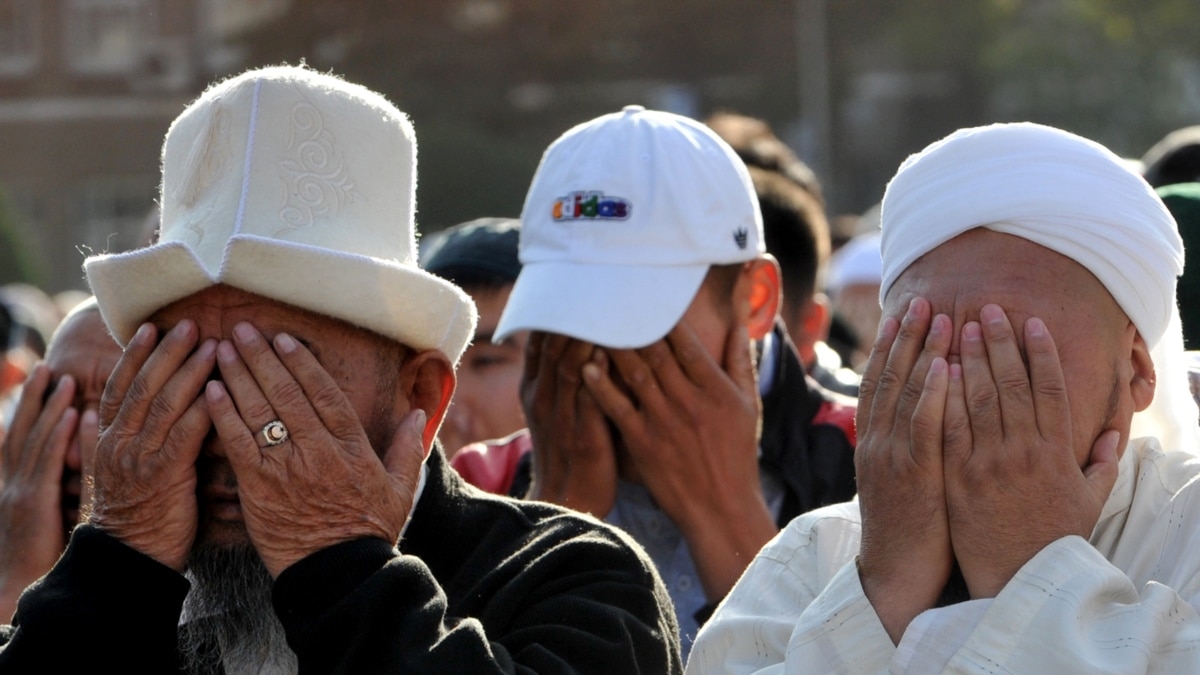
xmin=0 ymin=364 xmax=77 ymax=618
xmin=88 ymin=321 xmax=216 ymax=572
xmin=581 ymin=321 xmax=769 ymax=600
xmin=944 ymin=305 xmax=1120 ymax=599
xmin=205 ymin=323 xmax=426 ymax=578
xmin=521 ymin=332 xmax=618 ymax=517
xmin=855 ymin=297 xmax=955 ymax=644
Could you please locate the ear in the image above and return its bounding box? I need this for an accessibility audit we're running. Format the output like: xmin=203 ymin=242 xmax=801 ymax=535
xmin=789 ymin=294 xmax=832 ymax=367
xmin=742 ymin=256 xmax=782 ymax=341
xmin=1129 ymin=329 xmax=1156 ymax=413
xmin=398 ymin=350 xmax=456 ymax=452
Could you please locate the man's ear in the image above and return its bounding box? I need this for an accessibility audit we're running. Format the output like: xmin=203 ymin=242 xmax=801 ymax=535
xmin=1129 ymin=329 xmax=1156 ymax=413
xmin=398 ymin=350 xmax=456 ymax=451
xmin=743 ymin=256 xmax=782 ymax=341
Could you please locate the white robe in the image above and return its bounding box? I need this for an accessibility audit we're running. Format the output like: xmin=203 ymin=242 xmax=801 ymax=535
xmin=687 ymin=438 xmax=1200 ymax=674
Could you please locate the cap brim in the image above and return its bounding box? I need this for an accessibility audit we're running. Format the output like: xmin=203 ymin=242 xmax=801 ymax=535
xmin=85 ymin=235 xmax=477 ymax=363
xmin=494 ymin=260 xmax=708 ymax=349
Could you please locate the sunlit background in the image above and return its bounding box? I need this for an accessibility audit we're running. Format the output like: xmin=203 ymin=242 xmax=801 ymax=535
xmin=2 ymin=0 xmax=1199 ymax=293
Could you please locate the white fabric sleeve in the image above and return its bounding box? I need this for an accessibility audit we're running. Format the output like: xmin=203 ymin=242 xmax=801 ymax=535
xmin=687 ymin=519 xmax=894 ymax=674
xmin=938 ymin=535 xmax=1200 ymax=674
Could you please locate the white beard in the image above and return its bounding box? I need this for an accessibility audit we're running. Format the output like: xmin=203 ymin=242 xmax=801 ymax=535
xmin=178 ymin=544 xmax=298 ymax=675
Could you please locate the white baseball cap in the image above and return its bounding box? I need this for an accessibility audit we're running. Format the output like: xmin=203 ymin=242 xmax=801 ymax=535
xmin=494 ymin=105 xmax=763 ymax=348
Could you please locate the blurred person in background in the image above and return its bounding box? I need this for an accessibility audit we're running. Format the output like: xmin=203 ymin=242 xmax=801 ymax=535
xmin=705 ymin=112 xmax=858 ymax=395
xmin=421 ymin=217 xmax=527 ymax=457
xmin=0 ymin=297 xmax=117 ymax=620
xmin=0 ymin=287 xmax=59 ymax=433
xmin=825 ymin=229 xmax=883 ymax=372
xmin=1142 ymin=125 xmax=1200 ymax=189
xmin=423 ymin=217 xmax=534 ymax=495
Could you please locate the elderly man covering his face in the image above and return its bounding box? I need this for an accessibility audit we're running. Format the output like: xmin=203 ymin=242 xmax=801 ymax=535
xmin=686 ymin=123 xmax=1200 ymax=674
xmin=0 ymin=66 xmax=680 ymax=674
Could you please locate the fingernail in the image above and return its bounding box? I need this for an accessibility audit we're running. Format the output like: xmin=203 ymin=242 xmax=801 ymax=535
xmin=929 ymin=357 xmax=947 ymax=375
xmin=205 ymin=380 xmax=226 ymax=401
xmin=964 ymin=322 xmax=982 ymax=342
xmin=950 ymin=362 xmax=963 ymax=380
xmin=583 ymin=363 xmax=600 ymax=382
xmin=414 ymin=408 xmax=427 ymax=430
xmin=1027 ymin=317 xmax=1046 ymax=338
xmin=877 ymin=316 xmax=898 ymax=339
xmin=275 ymin=332 xmax=297 ymax=354
xmin=217 ymin=340 xmax=238 ymax=364
xmin=134 ymin=323 xmax=154 ymax=345
xmin=981 ymin=305 xmax=1004 ymax=326
xmin=929 ymin=314 xmax=948 ymax=336
xmin=233 ymin=322 xmax=256 ymax=344
xmin=906 ymin=298 xmax=921 ymax=319
xmin=173 ymin=319 xmax=196 ymax=339
xmin=196 ymin=339 xmax=217 ymax=359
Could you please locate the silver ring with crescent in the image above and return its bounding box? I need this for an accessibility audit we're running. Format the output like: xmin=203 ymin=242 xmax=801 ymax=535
xmin=260 ymin=420 xmax=289 ymax=447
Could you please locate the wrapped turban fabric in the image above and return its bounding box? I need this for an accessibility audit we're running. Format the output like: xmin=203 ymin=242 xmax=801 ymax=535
xmin=879 ymin=122 xmax=1198 ymax=455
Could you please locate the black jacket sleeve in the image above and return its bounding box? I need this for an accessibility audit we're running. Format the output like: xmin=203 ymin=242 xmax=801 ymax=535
xmin=0 ymin=525 xmax=190 ymax=672
xmin=273 ymin=522 xmax=682 ymax=674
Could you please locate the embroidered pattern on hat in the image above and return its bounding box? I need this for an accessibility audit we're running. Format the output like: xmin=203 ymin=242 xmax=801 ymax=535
xmin=278 ymin=99 xmax=362 ymax=233
xmin=551 ymin=191 xmax=631 ymax=221
xmin=734 ymin=228 xmax=749 ymax=250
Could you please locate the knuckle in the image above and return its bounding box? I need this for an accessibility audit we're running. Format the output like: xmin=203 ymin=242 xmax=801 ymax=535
xmin=142 ymin=396 xmax=175 ymax=432
xmin=1034 ymin=379 xmax=1067 ymax=400
xmin=270 ymin=379 xmax=308 ymax=409
xmin=124 ymin=374 xmax=153 ymax=407
xmin=308 ymin=383 xmax=344 ymax=413
xmin=873 ymin=365 xmax=903 ymax=396
xmin=996 ymin=372 xmax=1029 ymax=397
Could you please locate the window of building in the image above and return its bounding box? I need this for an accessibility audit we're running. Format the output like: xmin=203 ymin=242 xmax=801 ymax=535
xmin=0 ymin=0 xmax=40 ymax=76
xmin=65 ymin=0 xmax=154 ymax=76
xmin=77 ymin=175 xmax=157 ymax=252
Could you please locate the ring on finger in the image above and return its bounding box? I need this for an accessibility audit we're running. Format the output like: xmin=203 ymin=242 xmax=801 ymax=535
xmin=260 ymin=419 xmax=289 ymax=447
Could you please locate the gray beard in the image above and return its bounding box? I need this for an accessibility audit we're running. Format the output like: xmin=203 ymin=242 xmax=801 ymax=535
xmin=178 ymin=543 xmax=298 ymax=675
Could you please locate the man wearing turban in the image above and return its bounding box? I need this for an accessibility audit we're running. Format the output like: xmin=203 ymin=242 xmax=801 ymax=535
xmin=686 ymin=122 xmax=1200 ymax=673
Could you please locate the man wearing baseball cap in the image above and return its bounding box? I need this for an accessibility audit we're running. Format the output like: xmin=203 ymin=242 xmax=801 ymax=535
xmin=496 ymin=105 xmax=857 ymax=655
xmin=0 ymin=67 xmax=681 ymax=673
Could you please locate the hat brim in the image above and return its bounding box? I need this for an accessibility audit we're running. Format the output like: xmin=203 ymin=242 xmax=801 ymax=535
xmin=85 ymin=235 xmax=477 ymax=363
xmin=494 ymin=260 xmax=708 ymax=349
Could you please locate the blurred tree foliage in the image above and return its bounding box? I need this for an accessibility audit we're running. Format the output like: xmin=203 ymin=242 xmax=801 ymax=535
xmin=0 ymin=189 xmax=43 ymax=287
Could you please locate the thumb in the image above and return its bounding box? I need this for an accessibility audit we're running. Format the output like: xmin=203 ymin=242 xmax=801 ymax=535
xmin=383 ymin=408 xmax=428 ymax=481
xmin=725 ymin=324 xmax=758 ymax=399
xmin=1083 ymin=429 xmax=1121 ymax=498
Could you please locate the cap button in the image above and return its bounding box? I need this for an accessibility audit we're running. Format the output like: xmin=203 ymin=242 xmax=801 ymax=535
xmin=623 ymin=104 xmax=645 ymax=114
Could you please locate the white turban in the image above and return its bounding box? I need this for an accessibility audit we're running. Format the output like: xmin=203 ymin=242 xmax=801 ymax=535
xmin=878 ymin=122 xmax=1197 ymax=453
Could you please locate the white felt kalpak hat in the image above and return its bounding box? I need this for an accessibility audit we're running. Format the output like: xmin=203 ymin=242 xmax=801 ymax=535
xmin=85 ymin=66 xmax=476 ymax=363
xmin=494 ymin=105 xmax=763 ymax=349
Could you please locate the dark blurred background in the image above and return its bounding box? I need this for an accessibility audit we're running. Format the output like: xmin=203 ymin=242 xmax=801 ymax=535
xmin=2 ymin=0 xmax=1199 ymax=293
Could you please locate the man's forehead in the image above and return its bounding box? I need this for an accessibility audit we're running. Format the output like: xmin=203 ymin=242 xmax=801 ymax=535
xmin=147 ymin=284 xmax=404 ymax=349
xmin=887 ymin=230 xmax=1097 ymax=305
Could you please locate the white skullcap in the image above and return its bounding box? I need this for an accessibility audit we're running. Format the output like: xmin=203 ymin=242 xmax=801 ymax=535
xmin=880 ymin=122 xmax=1183 ymax=349
xmin=879 ymin=122 xmax=1196 ymax=453
xmin=826 ymin=232 xmax=882 ymax=297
